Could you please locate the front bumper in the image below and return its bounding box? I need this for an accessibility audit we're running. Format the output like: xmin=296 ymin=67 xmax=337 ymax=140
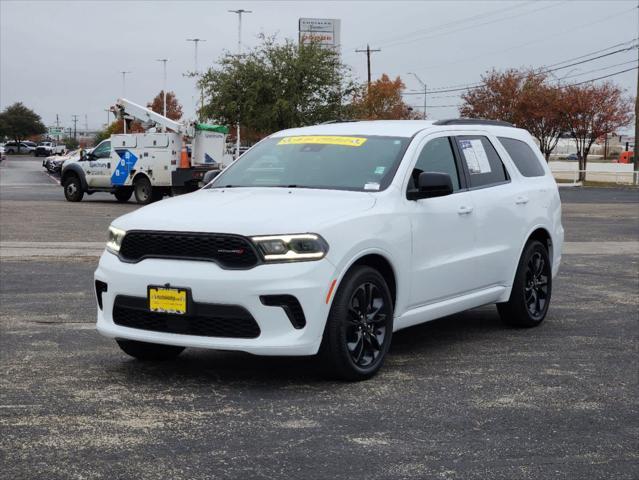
xmin=94 ymin=251 xmax=337 ymax=356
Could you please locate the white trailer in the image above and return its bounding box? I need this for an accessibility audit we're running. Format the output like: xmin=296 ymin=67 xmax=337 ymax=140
xmin=60 ymin=99 xmax=229 ymax=204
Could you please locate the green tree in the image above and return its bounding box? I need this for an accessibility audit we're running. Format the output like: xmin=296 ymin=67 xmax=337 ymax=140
xmin=0 ymin=102 xmax=46 ymax=151
xmin=199 ymin=36 xmax=356 ymax=140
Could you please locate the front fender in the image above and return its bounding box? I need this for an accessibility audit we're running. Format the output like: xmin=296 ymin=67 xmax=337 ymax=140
xmin=61 ymin=163 xmax=88 ymax=191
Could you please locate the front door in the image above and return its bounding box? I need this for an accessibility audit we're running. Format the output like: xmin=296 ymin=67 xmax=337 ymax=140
xmin=86 ymin=140 xmax=112 ymax=188
xmin=406 ymin=135 xmax=478 ymax=308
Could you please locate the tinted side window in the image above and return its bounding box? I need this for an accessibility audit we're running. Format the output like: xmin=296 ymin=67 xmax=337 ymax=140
xmin=93 ymin=141 xmax=111 ymax=158
xmin=410 ymin=137 xmax=460 ymax=192
xmin=498 ymin=137 xmax=545 ymax=177
xmin=456 ymin=136 xmax=508 ymax=188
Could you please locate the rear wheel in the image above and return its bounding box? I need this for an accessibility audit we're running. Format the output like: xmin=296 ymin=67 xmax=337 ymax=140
xmin=116 ymin=339 xmax=185 ymax=361
xmin=114 ymin=187 xmax=132 ymax=203
xmin=134 ymin=176 xmax=154 ymax=204
xmin=63 ymin=175 xmax=84 ymax=202
xmin=319 ymin=266 xmax=394 ymax=381
xmin=497 ymin=240 xmax=552 ymax=327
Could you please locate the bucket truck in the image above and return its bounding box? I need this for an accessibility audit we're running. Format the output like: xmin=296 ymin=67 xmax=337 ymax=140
xmin=60 ymin=98 xmax=229 ymax=204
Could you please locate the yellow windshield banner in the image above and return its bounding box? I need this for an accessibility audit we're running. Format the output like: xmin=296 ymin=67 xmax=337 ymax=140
xmin=277 ymin=136 xmax=368 ymax=147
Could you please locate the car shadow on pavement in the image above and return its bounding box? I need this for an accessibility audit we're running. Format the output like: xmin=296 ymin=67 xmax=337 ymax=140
xmin=102 ymin=306 xmax=508 ymax=386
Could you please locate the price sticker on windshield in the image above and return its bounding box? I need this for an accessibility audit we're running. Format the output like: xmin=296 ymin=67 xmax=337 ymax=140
xmin=277 ymin=136 xmax=367 ymax=147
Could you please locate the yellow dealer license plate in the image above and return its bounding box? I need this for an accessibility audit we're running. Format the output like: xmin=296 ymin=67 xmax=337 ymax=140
xmin=148 ymin=286 xmax=187 ymax=315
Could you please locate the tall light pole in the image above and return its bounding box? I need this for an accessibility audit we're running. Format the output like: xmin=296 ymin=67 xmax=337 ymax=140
xmin=120 ymin=71 xmax=131 ymax=98
xmin=156 ymin=58 xmax=168 ymax=122
xmin=187 ymin=38 xmax=206 ymax=120
xmin=409 ymin=72 xmax=427 ymax=120
xmin=229 ymin=9 xmax=252 ymax=159
xmin=104 ymin=109 xmax=110 ymax=128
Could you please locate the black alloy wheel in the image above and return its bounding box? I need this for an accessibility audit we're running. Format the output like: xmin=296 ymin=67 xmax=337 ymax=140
xmin=345 ymin=282 xmax=389 ymax=368
xmin=319 ymin=265 xmax=394 ymax=381
xmin=498 ymin=240 xmax=552 ymax=327
xmin=524 ymin=251 xmax=549 ymax=320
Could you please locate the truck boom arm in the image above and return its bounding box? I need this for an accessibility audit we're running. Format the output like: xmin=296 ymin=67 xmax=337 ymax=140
xmin=112 ymin=98 xmax=189 ymax=135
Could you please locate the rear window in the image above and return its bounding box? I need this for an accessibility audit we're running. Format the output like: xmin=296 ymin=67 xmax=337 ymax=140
xmin=498 ymin=137 xmax=545 ymax=177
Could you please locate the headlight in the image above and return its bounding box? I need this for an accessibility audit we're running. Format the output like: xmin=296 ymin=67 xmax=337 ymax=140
xmin=251 ymin=233 xmax=328 ymax=262
xmin=106 ymin=225 xmax=126 ymax=254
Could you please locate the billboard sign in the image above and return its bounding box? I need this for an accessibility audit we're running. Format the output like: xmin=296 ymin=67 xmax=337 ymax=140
xmin=299 ymin=18 xmax=341 ymax=49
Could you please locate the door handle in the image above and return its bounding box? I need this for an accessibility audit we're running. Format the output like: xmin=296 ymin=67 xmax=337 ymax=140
xmin=457 ymin=205 xmax=473 ymax=215
xmin=515 ymin=196 xmax=529 ymax=205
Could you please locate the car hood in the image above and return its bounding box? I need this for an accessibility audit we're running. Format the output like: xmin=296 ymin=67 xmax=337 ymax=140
xmin=113 ymin=188 xmax=377 ymax=236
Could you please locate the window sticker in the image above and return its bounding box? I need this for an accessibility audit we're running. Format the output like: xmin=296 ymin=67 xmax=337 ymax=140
xmin=277 ymin=136 xmax=367 ymax=147
xmin=374 ymin=166 xmax=386 ymax=175
xmin=364 ymin=182 xmax=380 ymax=191
xmin=460 ymin=139 xmax=491 ymax=174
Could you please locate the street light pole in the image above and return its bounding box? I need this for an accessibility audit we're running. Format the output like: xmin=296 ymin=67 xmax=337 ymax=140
xmin=156 ymin=58 xmax=168 ymax=124
xmin=187 ymin=38 xmax=206 ymax=120
xmin=229 ymin=9 xmax=252 ymax=159
xmin=120 ymin=71 xmax=131 ymax=98
xmin=409 ymin=72 xmax=427 ymax=120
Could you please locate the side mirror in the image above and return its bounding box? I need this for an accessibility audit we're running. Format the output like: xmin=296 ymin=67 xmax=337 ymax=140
xmin=407 ymin=172 xmax=453 ymax=200
xmin=80 ymin=150 xmax=86 ymax=161
xmin=202 ymin=170 xmax=220 ymax=184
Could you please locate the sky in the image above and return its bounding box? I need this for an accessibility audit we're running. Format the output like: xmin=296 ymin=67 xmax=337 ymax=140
xmin=1 ymin=0 xmax=637 ymax=133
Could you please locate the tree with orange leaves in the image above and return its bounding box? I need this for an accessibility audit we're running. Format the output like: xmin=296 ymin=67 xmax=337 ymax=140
xmin=350 ymin=74 xmax=420 ymax=120
xmin=560 ymin=82 xmax=633 ymax=181
xmin=147 ymin=91 xmax=183 ymax=121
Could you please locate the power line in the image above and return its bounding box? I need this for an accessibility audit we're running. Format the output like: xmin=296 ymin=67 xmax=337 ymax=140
xmin=401 ymin=41 xmax=638 ymax=95
xmin=559 ymin=59 xmax=639 ymax=80
xmin=568 ymin=66 xmax=638 ymax=87
xmin=348 ymin=1 xmax=533 ymax=53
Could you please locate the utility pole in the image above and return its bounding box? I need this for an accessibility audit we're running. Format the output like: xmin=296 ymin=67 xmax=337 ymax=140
xmin=355 ymin=44 xmax=381 ymax=89
xmin=104 ymin=109 xmax=110 ymax=128
xmin=156 ymin=58 xmax=169 ymax=128
xmin=71 ymin=115 xmax=79 ymax=140
xmin=84 ymin=114 xmax=88 ymax=133
xmin=56 ymin=114 xmax=60 ymax=142
xmin=187 ymin=38 xmax=206 ymax=120
xmin=229 ymin=9 xmax=252 ymax=159
xmin=120 ymin=71 xmax=131 ymax=98
xmin=409 ymin=72 xmax=427 ymax=120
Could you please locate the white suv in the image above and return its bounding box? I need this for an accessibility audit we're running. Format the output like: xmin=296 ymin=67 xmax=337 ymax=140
xmin=95 ymin=119 xmax=563 ymax=380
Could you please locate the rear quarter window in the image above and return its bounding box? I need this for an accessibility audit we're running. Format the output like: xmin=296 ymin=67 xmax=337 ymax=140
xmin=498 ymin=137 xmax=546 ymax=177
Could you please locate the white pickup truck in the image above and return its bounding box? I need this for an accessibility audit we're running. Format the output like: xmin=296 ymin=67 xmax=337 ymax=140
xmin=35 ymin=142 xmax=66 ymax=157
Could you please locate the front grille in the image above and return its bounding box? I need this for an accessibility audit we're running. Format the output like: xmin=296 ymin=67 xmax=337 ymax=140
xmin=113 ymin=295 xmax=260 ymax=338
xmin=119 ymin=231 xmax=259 ymax=269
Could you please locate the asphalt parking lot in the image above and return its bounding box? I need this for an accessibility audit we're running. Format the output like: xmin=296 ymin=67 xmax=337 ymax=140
xmin=1 ymin=157 xmax=638 ymax=479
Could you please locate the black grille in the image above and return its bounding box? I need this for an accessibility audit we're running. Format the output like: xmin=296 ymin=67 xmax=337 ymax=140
xmin=113 ymin=295 xmax=260 ymax=338
xmin=119 ymin=231 xmax=259 ymax=269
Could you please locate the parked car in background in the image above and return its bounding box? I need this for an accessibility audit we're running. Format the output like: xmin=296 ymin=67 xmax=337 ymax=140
xmin=35 ymin=142 xmax=66 ymax=157
xmin=44 ymin=149 xmax=82 ymax=174
xmin=565 ymin=153 xmax=579 ymax=161
xmin=96 ymin=118 xmax=563 ymax=380
xmin=4 ymin=141 xmax=36 ymax=154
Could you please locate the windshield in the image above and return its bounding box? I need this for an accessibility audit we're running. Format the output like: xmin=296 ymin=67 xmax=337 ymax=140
xmin=209 ymin=135 xmax=410 ymax=192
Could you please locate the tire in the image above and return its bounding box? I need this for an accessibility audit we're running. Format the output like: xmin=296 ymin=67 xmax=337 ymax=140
xmin=497 ymin=240 xmax=552 ymax=328
xmin=319 ymin=266 xmax=394 ymax=381
xmin=114 ymin=187 xmax=133 ymax=203
xmin=133 ymin=176 xmax=154 ymax=204
xmin=116 ymin=339 xmax=185 ymax=361
xmin=63 ymin=175 xmax=84 ymax=202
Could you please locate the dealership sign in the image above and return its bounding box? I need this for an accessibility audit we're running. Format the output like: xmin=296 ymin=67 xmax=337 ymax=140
xmin=299 ymin=18 xmax=341 ymax=49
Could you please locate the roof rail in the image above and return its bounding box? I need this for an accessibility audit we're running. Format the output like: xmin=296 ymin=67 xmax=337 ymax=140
xmin=433 ymin=118 xmax=515 ymax=127
xmin=319 ymin=119 xmax=360 ymax=124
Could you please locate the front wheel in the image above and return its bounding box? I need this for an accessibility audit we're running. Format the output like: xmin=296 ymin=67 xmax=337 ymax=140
xmin=319 ymin=266 xmax=394 ymax=381
xmin=497 ymin=240 xmax=552 ymax=327
xmin=63 ymin=176 xmax=84 ymax=202
xmin=116 ymin=339 xmax=185 ymax=361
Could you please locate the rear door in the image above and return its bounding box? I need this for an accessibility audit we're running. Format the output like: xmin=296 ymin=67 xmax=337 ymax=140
xmin=454 ymin=134 xmax=526 ymax=289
